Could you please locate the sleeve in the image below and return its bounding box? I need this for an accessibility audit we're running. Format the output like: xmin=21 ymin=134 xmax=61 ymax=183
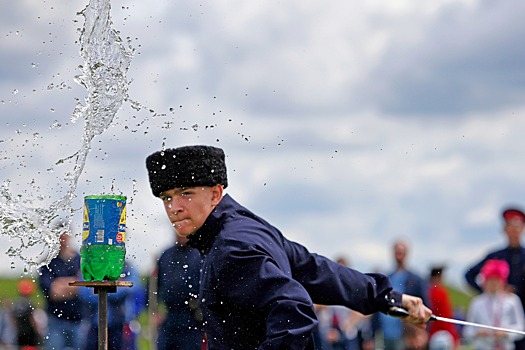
xmin=215 ymin=239 xmax=401 ymax=350
xmin=38 ymin=264 xmax=55 ymax=297
xmin=285 ymin=240 xmax=402 ymax=314
xmin=505 ymin=294 xmax=525 ymax=342
xmin=465 ymin=256 xmax=490 ymax=293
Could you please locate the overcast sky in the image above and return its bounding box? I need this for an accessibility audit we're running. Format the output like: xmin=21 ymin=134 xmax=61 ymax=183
xmin=2 ymin=0 xmax=525 ymax=295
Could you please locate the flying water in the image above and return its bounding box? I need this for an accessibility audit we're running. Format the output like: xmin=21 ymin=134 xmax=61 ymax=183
xmin=0 ymin=0 xmax=134 ymax=273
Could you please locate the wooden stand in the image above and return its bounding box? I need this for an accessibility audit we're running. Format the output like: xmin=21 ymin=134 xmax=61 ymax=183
xmin=69 ymin=281 xmax=133 ymax=350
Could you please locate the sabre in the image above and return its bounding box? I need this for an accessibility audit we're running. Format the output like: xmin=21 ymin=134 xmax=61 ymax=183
xmin=388 ymin=306 xmax=525 ymax=336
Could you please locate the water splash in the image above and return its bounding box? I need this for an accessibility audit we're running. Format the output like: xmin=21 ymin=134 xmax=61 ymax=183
xmin=0 ymin=0 xmax=134 ymax=273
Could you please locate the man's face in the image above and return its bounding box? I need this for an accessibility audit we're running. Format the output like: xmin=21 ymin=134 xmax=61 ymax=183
xmin=160 ymin=185 xmax=223 ymax=237
xmin=504 ymin=219 xmax=525 ymax=246
xmin=59 ymin=232 xmax=69 ymax=250
xmin=394 ymin=243 xmax=407 ymax=265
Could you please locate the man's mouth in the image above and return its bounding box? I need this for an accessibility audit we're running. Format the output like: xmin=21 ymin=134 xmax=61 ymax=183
xmin=172 ymin=218 xmax=189 ymax=227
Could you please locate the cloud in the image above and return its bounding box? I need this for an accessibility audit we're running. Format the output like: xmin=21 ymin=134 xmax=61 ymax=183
xmin=360 ymin=0 xmax=525 ymax=115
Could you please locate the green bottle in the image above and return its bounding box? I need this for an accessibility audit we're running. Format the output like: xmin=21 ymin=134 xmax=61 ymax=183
xmin=80 ymin=194 xmax=127 ymax=281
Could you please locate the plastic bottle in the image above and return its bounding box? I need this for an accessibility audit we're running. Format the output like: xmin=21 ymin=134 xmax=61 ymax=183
xmin=80 ymin=194 xmax=127 ymax=281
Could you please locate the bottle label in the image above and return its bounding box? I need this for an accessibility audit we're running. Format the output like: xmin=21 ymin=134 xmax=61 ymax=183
xmin=82 ymin=195 xmax=127 ymax=246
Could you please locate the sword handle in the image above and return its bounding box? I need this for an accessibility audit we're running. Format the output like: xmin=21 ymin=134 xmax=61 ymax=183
xmin=387 ymin=306 xmax=437 ymax=321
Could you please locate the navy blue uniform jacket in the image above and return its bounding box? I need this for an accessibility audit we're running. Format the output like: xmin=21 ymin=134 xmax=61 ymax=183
xmin=187 ymin=194 xmax=403 ymax=350
xmin=465 ymin=246 xmax=525 ymax=309
xmin=38 ymin=253 xmax=83 ymax=322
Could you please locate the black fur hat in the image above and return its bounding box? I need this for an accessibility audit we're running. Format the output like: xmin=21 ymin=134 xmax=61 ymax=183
xmin=146 ymin=145 xmax=228 ymax=197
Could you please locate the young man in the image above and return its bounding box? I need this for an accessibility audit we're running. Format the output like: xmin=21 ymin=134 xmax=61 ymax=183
xmin=146 ymin=145 xmax=432 ymax=349
xmin=465 ymin=208 xmax=525 ymax=296
xmin=465 ymin=207 xmax=525 ymax=350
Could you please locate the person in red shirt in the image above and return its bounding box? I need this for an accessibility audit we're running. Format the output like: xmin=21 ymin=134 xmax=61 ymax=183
xmin=428 ymin=266 xmax=461 ymax=349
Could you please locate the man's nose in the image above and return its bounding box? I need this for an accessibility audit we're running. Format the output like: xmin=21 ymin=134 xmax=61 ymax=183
xmin=167 ymin=197 xmax=183 ymax=213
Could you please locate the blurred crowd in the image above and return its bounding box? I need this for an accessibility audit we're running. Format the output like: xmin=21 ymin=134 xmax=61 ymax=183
xmin=311 ymin=206 xmax=525 ymax=350
xmin=1 ymin=205 xmax=525 ymax=350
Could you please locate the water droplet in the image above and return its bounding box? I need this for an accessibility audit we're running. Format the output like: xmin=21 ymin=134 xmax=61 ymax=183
xmin=49 ymin=120 xmax=62 ymax=129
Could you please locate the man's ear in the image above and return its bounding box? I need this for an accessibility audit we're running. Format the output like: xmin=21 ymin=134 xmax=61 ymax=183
xmin=211 ymin=184 xmax=224 ymax=205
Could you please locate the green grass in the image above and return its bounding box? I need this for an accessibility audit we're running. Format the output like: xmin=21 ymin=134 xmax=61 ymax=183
xmin=0 ymin=277 xmax=45 ymax=308
xmin=447 ymin=284 xmax=474 ymax=311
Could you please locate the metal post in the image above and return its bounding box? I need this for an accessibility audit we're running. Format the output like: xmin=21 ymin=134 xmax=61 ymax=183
xmin=98 ymin=287 xmax=108 ymax=350
xmin=69 ymin=281 xmax=133 ymax=350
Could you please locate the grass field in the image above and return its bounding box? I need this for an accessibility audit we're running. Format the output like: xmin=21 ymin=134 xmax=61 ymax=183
xmin=0 ymin=277 xmax=45 ymax=308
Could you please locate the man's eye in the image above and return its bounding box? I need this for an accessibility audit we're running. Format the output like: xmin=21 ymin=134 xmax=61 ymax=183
xmin=162 ymin=196 xmax=172 ymax=202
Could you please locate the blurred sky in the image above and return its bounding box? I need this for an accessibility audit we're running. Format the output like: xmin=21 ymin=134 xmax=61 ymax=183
xmin=2 ymin=0 xmax=525 ymax=293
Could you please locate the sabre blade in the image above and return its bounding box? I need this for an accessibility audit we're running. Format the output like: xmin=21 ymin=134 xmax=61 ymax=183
xmin=388 ymin=307 xmax=525 ymax=336
xmin=433 ymin=315 xmax=525 ymax=336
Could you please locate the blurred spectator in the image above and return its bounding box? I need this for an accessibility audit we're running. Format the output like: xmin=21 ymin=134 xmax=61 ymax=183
xmin=314 ymin=257 xmax=374 ymax=350
xmin=427 ymin=266 xmax=460 ymax=349
xmin=155 ymin=234 xmax=204 ymax=350
xmin=463 ymin=259 xmax=525 ymax=350
xmin=80 ymin=261 xmax=140 ymax=350
xmin=465 ymin=207 xmax=525 ymax=349
xmin=316 ymin=304 xmax=371 ymax=350
xmin=313 ymin=304 xmax=330 ymax=349
xmin=377 ymin=239 xmax=428 ymax=350
xmin=12 ymin=279 xmax=42 ymax=348
xmin=38 ymin=226 xmax=83 ymax=350
xmin=122 ymin=267 xmax=147 ymax=350
xmin=452 ymin=306 xmax=466 ymax=336
xmin=0 ymin=298 xmax=16 ymax=348
xmin=402 ymin=323 xmax=428 ymax=350
xmin=428 ymin=330 xmax=454 ymax=350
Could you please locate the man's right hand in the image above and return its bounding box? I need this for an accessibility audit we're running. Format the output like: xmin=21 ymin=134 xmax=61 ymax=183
xmin=401 ymin=294 xmax=432 ymax=328
xmin=50 ymin=276 xmax=77 ymax=301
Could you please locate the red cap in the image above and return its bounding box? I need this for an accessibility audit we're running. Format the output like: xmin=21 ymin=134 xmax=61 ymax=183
xmin=502 ymin=208 xmax=525 ymax=223
xmin=17 ymin=279 xmax=36 ymax=296
xmin=481 ymin=259 xmax=509 ymax=282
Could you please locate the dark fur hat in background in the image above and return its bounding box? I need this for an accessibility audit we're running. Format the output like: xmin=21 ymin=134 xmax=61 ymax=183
xmin=146 ymin=145 xmax=228 ymax=197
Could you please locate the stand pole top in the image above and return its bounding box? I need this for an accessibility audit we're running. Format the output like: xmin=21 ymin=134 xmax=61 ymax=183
xmin=69 ymin=281 xmax=133 ymax=288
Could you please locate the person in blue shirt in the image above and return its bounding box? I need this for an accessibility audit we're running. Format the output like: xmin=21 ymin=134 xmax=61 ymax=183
xmin=122 ymin=267 xmax=147 ymax=350
xmin=145 ymin=145 xmax=433 ymax=350
xmin=378 ymin=239 xmax=428 ymax=350
xmin=38 ymin=227 xmax=83 ymax=350
xmin=465 ymin=207 xmax=525 ymax=350
xmin=156 ymin=233 xmax=204 ymax=349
